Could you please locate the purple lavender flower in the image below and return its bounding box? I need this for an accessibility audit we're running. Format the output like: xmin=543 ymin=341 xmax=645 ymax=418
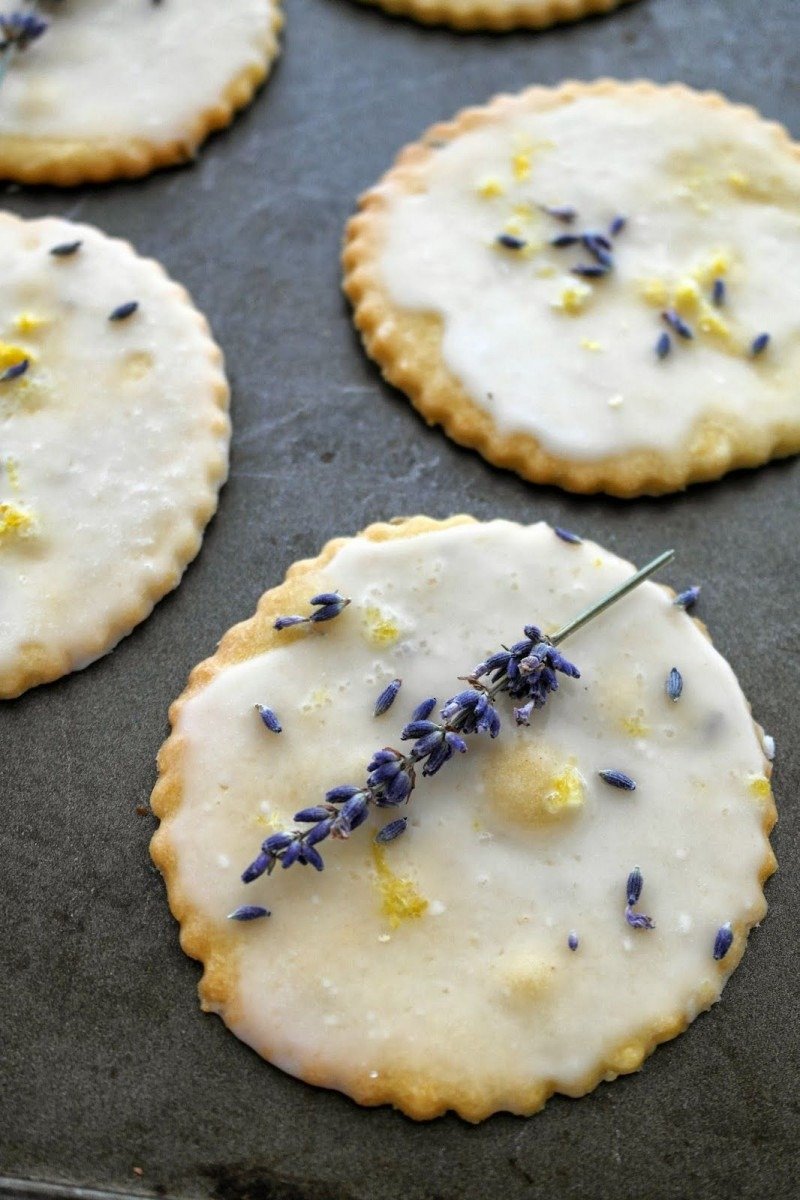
xmin=550 ymin=234 xmax=581 ymax=248
xmin=712 ymin=278 xmax=726 ymax=306
xmin=625 ymin=866 xmax=655 ymax=930
xmin=108 ymin=301 xmax=139 ymax=322
xmin=496 ymin=233 xmax=527 ymax=251
xmin=0 ymin=359 xmax=29 ymax=383
xmin=572 ymin=264 xmax=609 ymax=279
xmin=662 ymin=309 xmax=693 ymax=339
xmin=228 ymin=905 xmax=270 ymax=921
xmin=582 ymin=233 xmax=614 ymax=269
xmin=294 ymin=806 xmax=331 ymax=823
xmin=274 ymin=592 xmax=351 ymax=630
xmin=750 ymin=332 xmax=770 ymax=357
xmin=555 ymin=527 xmax=582 ymax=545
xmin=609 ymin=215 xmax=627 ymax=237
xmin=49 ymin=240 xmax=82 ymax=257
xmin=255 ymin=703 xmax=282 ymax=733
xmin=666 ymin=667 xmax=683 ymax=701
xmin=599 ymin=769 xmax=636 ymax=791
xmin=375 ymin=818 xmax=408 ymax=844
xmin=656 ymin=331 xmax=672 ymax=360
xmin=673 ymin=585 xmax=700 ymax=610
xmin=713 ymin=922 xmax=733 ymax=961
xmin=0 ymin=13 xmax=48 ymax=52
xmin=542 ymin=205 xmax=577 ymax=223
xmin=374 ymin=678 xmax=402 ymax=717
xmin=411 ymin=697 xmax=436 ymax=720
xmin=568 ymin=931 xmax=579 ymax=951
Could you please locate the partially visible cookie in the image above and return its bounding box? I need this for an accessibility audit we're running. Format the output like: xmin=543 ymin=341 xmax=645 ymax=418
xmin=150 ymin=516 xmax=776 ymax=1121
xmin=344 ymin=81 xmax=800 ymax=496
xmin=0 ymin=1 xmax=282 ymax=185
xmin=0 ymin=212 xmax=229 ymax=698
xmin=355 ymin=0 xmax=637 ymax=32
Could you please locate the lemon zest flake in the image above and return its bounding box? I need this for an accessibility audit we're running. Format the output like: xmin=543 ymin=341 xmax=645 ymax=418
xmin=362 ymin=604 xmax=401 ymax=648
xmin=373 ymin=845 xmax=428 ymax=929
xmin=0 ymin=501 xmax=34 ymax=540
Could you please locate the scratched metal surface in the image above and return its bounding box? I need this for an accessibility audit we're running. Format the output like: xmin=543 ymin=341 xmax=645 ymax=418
xmin=2 ymin=0 xmax=799 ymax=1197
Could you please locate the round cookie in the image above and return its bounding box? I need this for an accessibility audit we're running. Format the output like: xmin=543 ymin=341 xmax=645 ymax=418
xmin=0 ymin=212 xmax=229 ymax=698
xmin=0 ymin=1 xmax=282 ymax=185
xmin=150 ymin=517 xmax=776 ymax=1121
xmin=343 ymin=82 xmax=800 ymax=496
xmin=355 ymin=0 xmax=637 ymax=32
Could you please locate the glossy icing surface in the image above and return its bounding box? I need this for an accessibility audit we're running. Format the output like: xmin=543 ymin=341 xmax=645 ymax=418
xmin=379 ymin=92 xmax=800 ymax=460
xmin=167 ymin=520 xmax=774 ymax=1108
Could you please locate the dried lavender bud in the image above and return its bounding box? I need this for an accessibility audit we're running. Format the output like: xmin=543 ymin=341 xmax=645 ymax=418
xmin=713 ymin=922 xmax=733 ymax=960
xmin=496 ymin=233 xmax=527 ymax=251
xmin=582 ymin=233 xmax=614 ymax=268
xmin=712 ymin=278 xmax=726 ymax=306
xmin=255 ymin=703 xmax=282 ymax=733
xmin=374 ymin=678 xmax=402 ymax=717
xmin=228 ymin=905 xmax=270 ymax=921
xmin=625 ymin=866 xmax=655 ymax=930
xmin=750 ymin=332 xmax=770 ymax=357
xmin=572 ymin=264 xmax=609 ymax=279
xmin=568 ymin=931 xmax=579 ymax=951
xmin=241 ymin=851 xmax=272 ymax=883
xmin=543 ymin=204 xmax=577 ymax=223
xmin=411 ymin=697 xmax=437 ymax=721
xmin=599 ymin=769 xmax=636 ymax=791
xmin=666 ymin=667 xmax=683 ymax=702
xmin=656 ymin=331 xmax=672 ymax=360
xmin=0 ymin=359 xmax=29 ymax=383
xmin=294 ymin=806 xmax=332 ymax=823
xmin=550 ymin=234 xmax=580 ymax=248
xmin=609 ymin=215 xmax=627 ymax=237
xmin=375 ymin=818 xmax=408 ymax=844
xmin=662 ymin=309 xmax=693 ymax=339
xmin=555 ymin=527 xmax=582 ymax=545
xmin=626 ymin=867 xmax=644 ymax=906
xmin=274 ymin=593 xmax=351 ymax=630
xmin=0 ymin=12 xmax=47 ymax=52
xmin=49 ymin=239 xmax=82 ymax=257
xmin=673 ymin=585 xmax=700 ymax=610
xmin=109 ymin=300 xmax=139 ymax=322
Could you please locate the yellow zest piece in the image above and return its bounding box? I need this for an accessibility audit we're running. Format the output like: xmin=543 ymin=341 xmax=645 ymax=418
xmin=580 ymin=338 xmax=604 ymax=352
xmin=512 ymin=201 xmax=535 ymax=222
xmin=373 ymin=845 xmax=428 ymax=929
xmin=0 ymin=341 xmax=31 ymax=370
xmin=502 ymin=214 xmax=526 ymax=238
xmin=639 ymin=278 xmax=669 ymax=307
xmin=0 ymin=501 xmax=34 ymax=540
xmin=727 ymin=170 xmax=750 ymax=192
xmin=501 ymin=955 xmax=556 ymax=1002
xmin=542 ymin=765 xmax=586 ymax=817
xmin=692 ymin=250 xmax=731 ymax=286
xmin=674 ymin=277 xmax=702 ymax=313
xmin=697 ymin=303 xmax=730 ymax=340
xmin=13 ymin=312 xmax=47 ymax=335
xmin=4 ymin=456 xmax=20 ymax=491
xmin=536 ymin=263 xmax=556 ymax=278
xmin=512 ymin=150 xmax=531 ymax=182
xmin=477 ymin=175 xmax=504 ymax=199
xmin=621 ymin=715 xmax=650 ymax=737
xmin=300 ymin=685 xmax=332 ymax=713
xmin=552 ymin=281 xmax=592 ymax=315
xmin=747 ymin=774 xmax=772 ymax=801
xmin=362 ymin=604 xmax=401 ymax=648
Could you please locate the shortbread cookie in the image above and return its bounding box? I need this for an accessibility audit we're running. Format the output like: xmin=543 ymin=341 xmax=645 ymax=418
xmin=0 ymin=1 xmax=282 ymax=185
xmin=0 ymin=213 xmax=229 ymax=698
xmin=150 ymin=517 xmax=776 ymax=1121
xmin=344 ymin=82 xmax=800 ymax=496
xmin=356 ymin=0 xmax=637 ymax=33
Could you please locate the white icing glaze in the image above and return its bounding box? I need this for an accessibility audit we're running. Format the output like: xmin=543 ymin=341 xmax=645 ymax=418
xmin=0 ymin=0 xmax=278 ymax=144
xmin=0 ymin=213 xmax=229 ymax=690
xmin=167 ymin=521 xmax=773 ymax=1107
xmin=378 ymin=91 xmax=800 ymax=459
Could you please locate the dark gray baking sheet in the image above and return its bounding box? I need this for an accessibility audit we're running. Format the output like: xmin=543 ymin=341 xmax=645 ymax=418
xmin=3 ymin=0 xmax=800 ymax=1197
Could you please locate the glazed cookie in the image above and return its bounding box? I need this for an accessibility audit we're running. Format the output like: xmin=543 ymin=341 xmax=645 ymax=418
xmin=344 ymin=82 xmax=800 ymax=496
xmin=151 ymin=517 xmax=776 ymax=1121
xmin=0 ymin=1 xmax=282 ymax=185
xmin=355 ymin=0 xmax=637 ymax=33
xmin=0 ymin=212 xmax=229 ymax=698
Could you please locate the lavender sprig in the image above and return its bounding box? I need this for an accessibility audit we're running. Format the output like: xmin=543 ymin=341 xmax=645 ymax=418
xmin=234 ymin=549 xmax=675 ymax=917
